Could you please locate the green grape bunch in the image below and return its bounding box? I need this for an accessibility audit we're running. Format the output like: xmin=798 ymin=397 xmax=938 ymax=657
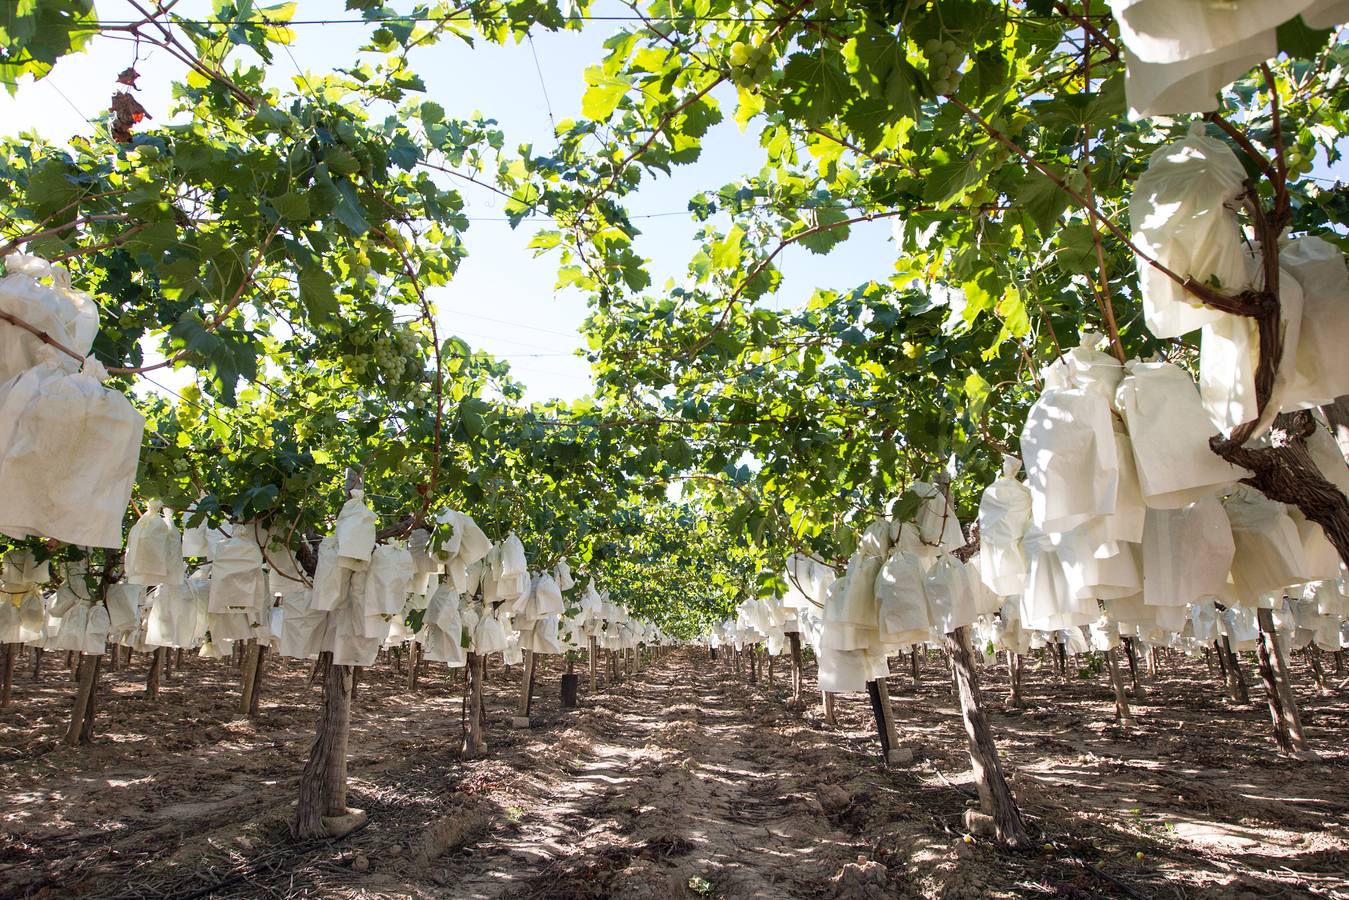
xmin=924 ymin=38 xmax=965 ymax=95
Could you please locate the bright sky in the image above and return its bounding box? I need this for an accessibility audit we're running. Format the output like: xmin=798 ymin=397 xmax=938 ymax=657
xmin=0 ymin=0 xmax=897 ymax=403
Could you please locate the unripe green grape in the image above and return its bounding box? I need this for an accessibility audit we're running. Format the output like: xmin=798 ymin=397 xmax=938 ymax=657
xmin=924 ymin=38 xmax=941 ymax=56
xmin=729 ymin=41 xmax=750 ymax=67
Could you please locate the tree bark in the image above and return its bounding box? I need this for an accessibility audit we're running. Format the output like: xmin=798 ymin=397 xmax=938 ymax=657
xmin=65 ymin=653 xmax=102 ymax=746
xmin=1105 ymin=649 xmax=1133 ymax=725
xmin=822 ymin=691 xmax=837 ymax=726
xmin=32 ymin=647 xmax=43 ymax=681
xmin=911 ymin=648 xmax=921 ymax=690
xmin=1006 ymin=651 xmax=1023 ymax=708
xmin=1214 ymin=411 xmax=1349 ymax=568
xmin=1255 ymin=608 xmax=1311 ymax=755
xmin=147 ymin=647 xmax=163 ymax=700
xmin=748 ymin=645 xmax=757 ymax=684
xmin=589 ymin=636 xmax=597 ymax=692
xmin=788 ymin=632 xmax=804 ymax=702
xmin=407 ymin=640 xmax=421 ymax=690
xmin=517 ymin=649 xmax=536 ymax=719
xmin=463 ymin=652 xmax=486 ymax=758
xmin=1 ymin=643 xmax=15 ymax=707
xmin=249 ymin=646 xmax=268 ymax=717
xmin=1123 ymin=638 xmax=1147 ymax=699
xmin=1220 ymin=637 xmax=1250 ymax=704
xmin=79 ymin=655 xmax=102 ymax=744
xmin=866 ymin=677 xmax=902 ymax=762
xmin=239 ymin=639 xmax=260 ymax=715
xmin=291 ymin=653 xmax=359 ymax=839
xmin=1306 ymin=647 xmax=1329 ymax=694
xmin=943 ymin=626 xmax=1031 ymax=850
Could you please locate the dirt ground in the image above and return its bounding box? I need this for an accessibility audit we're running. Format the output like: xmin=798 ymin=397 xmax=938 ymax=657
xmin=0 ymin=643 xmax=1345 ymax=899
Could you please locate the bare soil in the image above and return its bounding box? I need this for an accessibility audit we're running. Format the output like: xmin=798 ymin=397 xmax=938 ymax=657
xmin=0 ymin=645 xmax=1345 ymax=898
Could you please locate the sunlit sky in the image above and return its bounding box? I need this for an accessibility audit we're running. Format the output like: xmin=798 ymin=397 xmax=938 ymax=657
xmin=0 ymin=0 xmax=897 ymax=403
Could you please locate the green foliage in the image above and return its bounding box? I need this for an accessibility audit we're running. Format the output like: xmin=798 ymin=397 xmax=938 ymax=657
xmin=4 ymin=0 xmax=1347 ymax=635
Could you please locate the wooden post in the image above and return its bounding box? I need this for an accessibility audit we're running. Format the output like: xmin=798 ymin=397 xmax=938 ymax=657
xmin=787 ymin=632 xmax=804 ymax=702
xmin=1219 ymin=637 xmax=1250 ymax=704
xmin=1006 ymin=651 xmax=1023 ymax=708
xmin=516 ymin=649 xmax=536 ymax=721
xmin=65 ymin=653 xmax=103 ymax=746
xmin=1123 ymin=638 xmax=1147 ymax=699
xmin=463 ymin=651 xmax=486 ymax=758
xmin=79 ymin=655 xmax=102 ymax=744
xmin=292 ymin=653 xmax=361 ymax=838
xmin=239 ymin=639 xmax=260 ymax=715
xmin=1147 ymin=646 xmax=1160 ymax=678
xmin=249 ymin=646 xmax=268 ymax=717
xmin=1 ymin=643 xmax=15 ymax=707
xmin=866 ymin=677 xmax=905 ymax=763
xmin=1105 ymin=649 xmax=1133 ymax=725
xmin=911 ymin=648 xmax=921 ymax=690
xmin=147 ymin=647 xmax=164 ymax=700
xmin=589 ymin=636 xmax=598 ymax=691
xmin=407 ymin=640 xmax=421 ymax=690
xmin=822 ymin=691 xmax=837 ymax=726
xmin=1255 ymin=608 xmax=1312 ymax=756
xmin=108 ymin=642 xmax=120 ymax=672
xmin=1306 ymin=648 xmax=1329 ymax=694
xmin=943 ymin=626 xmax=1031 ymax=849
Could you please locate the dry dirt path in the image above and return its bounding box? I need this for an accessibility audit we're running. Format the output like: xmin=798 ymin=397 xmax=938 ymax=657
xmin=0 ymin=646 xmax=1345 ymax=898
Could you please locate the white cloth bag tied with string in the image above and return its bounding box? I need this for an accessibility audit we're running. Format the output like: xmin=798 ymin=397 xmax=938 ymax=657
xmin=977 ymin=457 xmax=1032 ymax=597
xmin=334 ymin=490 xmax=377 ymax=570
xmin=1128 ymin=124 xmax=1248 ymax=337
xmin=0 ymin=353 xmax=144 ymax=548
xmin=1280 ymin=235 xmax=1349 ymax=410
xmin=1108 ymin=0 xmax=1349 ymax=118
xmin=1140 ymin=496 xmax=1234 ymax=608
xmin=207 ymin=534 xmax=265 ymax=614
xmin=1116 ymin=360 xmax=1240 ymax=508
xmin=125 ymin=500 xmax=185 ymax=586
xmin=1224 ymin=486 xmax=1309 ymax=604
xmin=1021 ymin=340 xmax=1121 ymax=535
xmin=0 ymin=253 xmax=100 ymax=383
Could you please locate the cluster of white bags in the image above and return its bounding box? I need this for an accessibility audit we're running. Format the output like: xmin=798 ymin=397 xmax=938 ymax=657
xmin=0 ymin=255 xmax=143 ymax=548
xmin=1011 ymin=335 xmax=1248 ymax=633
xmin=125 ymin=501 xmax=185 ymax=585
xmin=981 ymin=321 xmax=1349 ymax=656
xmin=0 ymin=549 xmax=49 ymax=644
xmin=1130 ymin=127 xmax=1349 ymax=434
xmin=1108 ymin=0 xmax=1349 ymax=118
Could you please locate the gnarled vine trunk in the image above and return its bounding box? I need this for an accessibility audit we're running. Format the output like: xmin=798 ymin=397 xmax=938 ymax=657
xmin=943 ymin=626 xmax=1031 ymax=850
xmin=292 ymin=652 xmax=361 ymax=839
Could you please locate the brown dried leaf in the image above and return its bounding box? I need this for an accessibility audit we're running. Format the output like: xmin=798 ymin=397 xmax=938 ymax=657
xmin=109 ymin=90 xmax=152 ymax=144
